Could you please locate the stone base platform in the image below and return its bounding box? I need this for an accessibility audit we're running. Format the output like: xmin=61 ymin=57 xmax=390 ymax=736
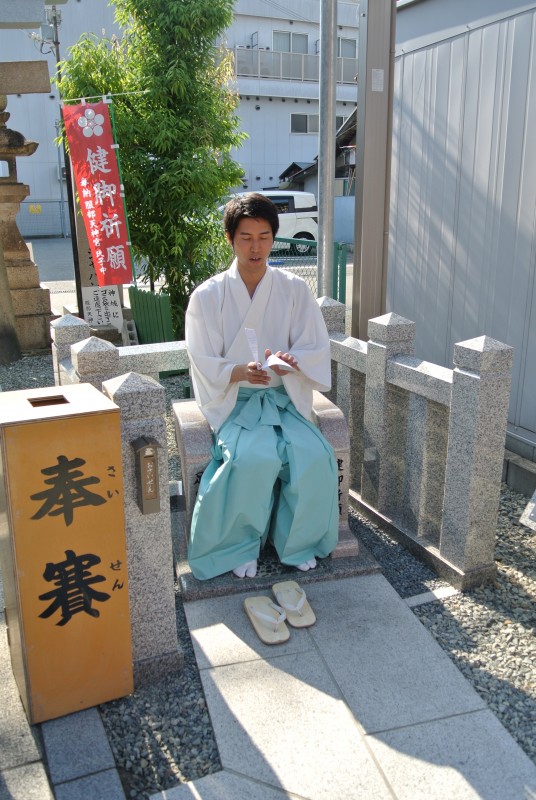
xmin=170 ymin=494 xmax=380 ymax=602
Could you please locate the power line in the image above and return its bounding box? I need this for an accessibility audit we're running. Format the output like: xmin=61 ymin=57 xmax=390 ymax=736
xmin=256 ymin=0 xmax=316 ymax=24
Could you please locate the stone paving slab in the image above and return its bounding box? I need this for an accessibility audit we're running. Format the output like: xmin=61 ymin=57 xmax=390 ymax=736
xmin=149 ymin=770 xmax=300 ymax=799
xmin=367 ymin=709 xmax=536 ymax=799
xmin=185 ymin=590 xmax=315 ymax=671
xmin=304 ymin=575 xmax=487 ymax=732
xmin=0 ymin=762 xmax=54 ymax=800
xmin=182 ymin=574 xmax=536 ymax=800
xmin=198 ymin=651 xmax=392 ymax=800
xmin=41 ymin=708 xmax=115 ymax=784
xmin=54 ymin=768 xmax=126 ymax=800
xmin=0 ymin=615 xmax=43 ymax=772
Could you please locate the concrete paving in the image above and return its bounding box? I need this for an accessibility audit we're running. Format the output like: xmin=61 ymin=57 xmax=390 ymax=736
xmin=148 ymin=574 xmax=536 ymax=800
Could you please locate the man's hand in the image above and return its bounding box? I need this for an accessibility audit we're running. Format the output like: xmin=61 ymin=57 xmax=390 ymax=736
xmin=231 ymin=362 xmax=271 ymax=385
xmin=265 ymin=349 xmax=300 ymax=376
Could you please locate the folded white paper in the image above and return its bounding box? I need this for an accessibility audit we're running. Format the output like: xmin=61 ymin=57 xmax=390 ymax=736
xmin=245 ymin=327 xmax=259 ymax=365
xmin=262 ymin=353 xmax=295 ymax=371
xmin=244 ymin=328 xmax=296 ymax=371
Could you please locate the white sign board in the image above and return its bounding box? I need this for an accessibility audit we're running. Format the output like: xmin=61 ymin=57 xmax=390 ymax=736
xmin=81 ymin=286 xmax=123 ymax=331
xmin=520 ymin=491 xmax=536 ymax=531
xmin=371 ymin=68 xmax=384 ymax=92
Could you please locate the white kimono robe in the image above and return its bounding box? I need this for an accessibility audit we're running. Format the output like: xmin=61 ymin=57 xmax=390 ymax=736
xmin=185 ymin=259 xmax=332 ymax=431
xmin=184 ymin=260 xmax=338 ymax=580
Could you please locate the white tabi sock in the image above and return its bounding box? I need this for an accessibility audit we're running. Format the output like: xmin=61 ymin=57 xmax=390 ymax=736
xmin=233 ymin=560 xmax=257 ymax=578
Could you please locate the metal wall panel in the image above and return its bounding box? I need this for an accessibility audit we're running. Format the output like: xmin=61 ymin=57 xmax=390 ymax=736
xmin=388 ymin=5 xmax=536 ymax=447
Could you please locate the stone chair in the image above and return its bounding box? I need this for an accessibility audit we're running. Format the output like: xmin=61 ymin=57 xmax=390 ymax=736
xmin=172 ymin=391 xmax=359 ymax=560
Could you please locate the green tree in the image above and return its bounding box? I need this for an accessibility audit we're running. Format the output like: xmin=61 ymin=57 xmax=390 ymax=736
xmin=56 ymin=0 xmax=244 ymax=337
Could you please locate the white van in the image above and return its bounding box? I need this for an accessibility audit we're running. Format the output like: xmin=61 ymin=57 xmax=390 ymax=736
xmin=230 ymin=191 xmax=318 ymax=253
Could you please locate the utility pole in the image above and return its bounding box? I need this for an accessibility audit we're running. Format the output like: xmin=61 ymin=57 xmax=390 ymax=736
xmin=351 ymin=0 xmax=396 ymax=338
xmin=54 ymin=118 xmax=66 ymax=237
xmin=317 ymin=0 xmax=337 ymax=298
xmin=49 ymin=4 xmax=83 ymax=316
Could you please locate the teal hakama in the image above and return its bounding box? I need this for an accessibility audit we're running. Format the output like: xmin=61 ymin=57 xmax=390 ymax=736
xmin=188 ymin=387 xmax=338 ymax=581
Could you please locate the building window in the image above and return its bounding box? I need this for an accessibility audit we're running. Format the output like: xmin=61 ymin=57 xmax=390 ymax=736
xmin=291 ymin=114 xmax=346 ymax=133
xmin=338 ymin=38 xmax=357 ymax=58
xmin=273 ymin=30 xmax=308 ymax=54
xmin=291 ymin=113 xmax=319 ymax=133
xmin=316 ymin=38 xmax=357 ymax=57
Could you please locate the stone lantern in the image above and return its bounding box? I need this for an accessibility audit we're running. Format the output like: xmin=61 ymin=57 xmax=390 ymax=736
xmin=0 ymin=91 xmax=53 ymax=356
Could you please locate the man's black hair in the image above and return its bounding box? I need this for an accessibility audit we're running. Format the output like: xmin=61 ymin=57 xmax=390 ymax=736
xmin=223 ymin=193 xmax=280 ymax=242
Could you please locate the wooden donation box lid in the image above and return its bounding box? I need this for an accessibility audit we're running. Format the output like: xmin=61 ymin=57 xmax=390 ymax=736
xmin=0 ymin=383 xmax=133 ymax=724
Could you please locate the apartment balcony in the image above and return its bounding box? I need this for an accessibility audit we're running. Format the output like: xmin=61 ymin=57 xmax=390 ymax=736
xmin=231 ymin=47 xmax=358 ymax=85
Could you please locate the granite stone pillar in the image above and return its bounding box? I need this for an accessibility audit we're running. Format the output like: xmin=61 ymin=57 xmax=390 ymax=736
xmin=50 ymin=314 xmax=90 ymax=385
xmin=347 ymin=369 xmax=366 ymax=494
xmin=314 ymin=298 xmax=359 ymax=555
xmin=103 ymin=372 xmax=182 ymax=685
xmin=70 ymin=336 xmax=119 ymax=389
xmin=318 ymin=296 xmax=345 ymax=405
xmin=440 ymin=336 xmax=514 ymax=582
xmin=310 ymin=391 xmax=358 ymax=557
xmin=361 ymin=313 xmax=416 ymax=512
xmin=403 ymin=394 xmax=448 ymax=545
xmin=329 ymin=332 xmax=368 ymax=494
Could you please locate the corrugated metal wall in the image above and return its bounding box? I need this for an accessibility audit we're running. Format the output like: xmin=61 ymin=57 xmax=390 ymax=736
xmin=388 ymin=4 xmax=536 ymax=454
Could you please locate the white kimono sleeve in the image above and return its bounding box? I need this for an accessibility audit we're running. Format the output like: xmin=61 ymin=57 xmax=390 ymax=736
xmin=185 ymin=281 xmax=239 ymax=430
xmin=278 ymin=275 xmax=332 ymax=420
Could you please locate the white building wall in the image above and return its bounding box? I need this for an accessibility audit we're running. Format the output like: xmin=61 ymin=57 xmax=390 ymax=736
xmin=230 ymin=0 xmax=359 ymax=31
xmin=225 ymin=0 xmax=359 ymax=193
xmin=234 ymin=97 xmax=320 ymax=190
xmin=0 ymin=0 xmax=48 ymax=28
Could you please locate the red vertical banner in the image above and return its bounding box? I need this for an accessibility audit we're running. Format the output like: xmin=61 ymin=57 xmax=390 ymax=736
xmin=62 ymin=102 xmax=133 ymax=286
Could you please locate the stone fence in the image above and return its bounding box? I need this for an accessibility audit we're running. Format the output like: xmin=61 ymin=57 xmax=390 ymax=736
xmin=328 ymin=315 xmax=513 ymax=589
xmin=51 ymin=298 xmax=513 ymax=590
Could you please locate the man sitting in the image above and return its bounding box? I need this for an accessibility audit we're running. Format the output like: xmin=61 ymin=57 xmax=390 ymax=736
xmin=185 ymin=193 xmax=338 ymax=580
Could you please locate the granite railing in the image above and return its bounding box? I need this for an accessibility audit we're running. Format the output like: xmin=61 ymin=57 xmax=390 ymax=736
xmin=328 ymin=314 xmax=513 ymax=589
xmin=51 ymin=299 xmax=514 ymax=589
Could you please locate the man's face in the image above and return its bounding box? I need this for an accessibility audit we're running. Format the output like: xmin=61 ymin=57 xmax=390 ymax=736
xmin=227 ymin=216 xmax=274 ymax=273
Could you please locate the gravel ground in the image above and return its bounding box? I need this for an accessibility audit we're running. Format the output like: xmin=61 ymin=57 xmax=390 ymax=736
xmin=1 ymin=353 xmax=535 ymax=798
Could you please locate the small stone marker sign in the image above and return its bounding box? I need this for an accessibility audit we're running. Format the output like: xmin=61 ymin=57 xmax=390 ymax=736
xmin=82 ymin=285 xmax=123 ymax=331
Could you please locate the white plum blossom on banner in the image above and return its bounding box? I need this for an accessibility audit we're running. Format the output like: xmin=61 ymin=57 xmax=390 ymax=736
xmin=77 ymin=108 xmax=105 ymax=138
